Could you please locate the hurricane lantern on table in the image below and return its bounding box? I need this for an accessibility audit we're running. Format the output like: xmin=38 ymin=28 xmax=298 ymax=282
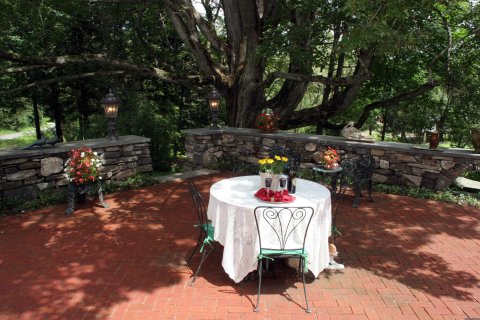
xmin=321 ymin=146 xmax=340 ymax=170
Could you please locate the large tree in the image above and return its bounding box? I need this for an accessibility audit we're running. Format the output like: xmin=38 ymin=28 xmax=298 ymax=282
xmin=1 ymin=0 xmax=479 ymax=131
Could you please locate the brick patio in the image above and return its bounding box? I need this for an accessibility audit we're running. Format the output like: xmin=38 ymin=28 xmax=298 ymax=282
xmin=0 ymin=172 xmax=479 ymax=320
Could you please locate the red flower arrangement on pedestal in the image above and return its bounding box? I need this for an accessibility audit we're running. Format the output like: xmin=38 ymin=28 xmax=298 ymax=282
xmin=64 ymin=146 xmax=102 ymax=185
xmin=322 ymin=147 xmax=340 ymax=169
xmin=255 ymin=108 xmax=279 ymax=133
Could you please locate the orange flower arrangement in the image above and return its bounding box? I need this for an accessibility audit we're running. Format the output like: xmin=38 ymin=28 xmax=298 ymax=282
xmin=322 ymin=147 xmax=340 ymax=169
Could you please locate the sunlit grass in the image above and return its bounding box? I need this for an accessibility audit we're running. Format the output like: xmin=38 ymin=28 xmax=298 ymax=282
xmin=0 ymin=129 xmax=17 ymax=135
xmin=0 ymin=126 xmax=39 ymax=135
xmin=0 ymin=134 xmax=37 ymax=150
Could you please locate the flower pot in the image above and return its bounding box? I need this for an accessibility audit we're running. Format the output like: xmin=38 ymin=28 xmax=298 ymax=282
xmin=77 ymin=192 xmax=87 ymax=203
xmin=324 ymin=162 xmax=339 ymax=170
xmin=471 ymin=128 xmax=480 ymax=153
xmin=429 ymin=132 xmax=439 ymax=149
xmin=258 ymin=126 xmax=276 ymax=133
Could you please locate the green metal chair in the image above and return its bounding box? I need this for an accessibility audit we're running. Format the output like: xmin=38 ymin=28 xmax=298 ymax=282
xmin=187 ymin=182 xmax=215 ymax=286
xmin=253 ymin=206 xmax=315 ymax=313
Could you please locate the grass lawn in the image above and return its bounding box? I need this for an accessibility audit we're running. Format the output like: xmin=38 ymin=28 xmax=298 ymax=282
xmin=0 ymin=134 xmax=37 ymax=150
xmin=0 ymin=129 xmax=17 ymax=135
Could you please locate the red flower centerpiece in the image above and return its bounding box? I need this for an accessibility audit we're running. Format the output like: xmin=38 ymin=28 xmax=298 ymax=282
xmin=64 ymin=146 xmax=102 ymax=185
xmin=255 ymin=108 xmax=279 ymax=133
xmin=322 ymin=147 xmax=340 ymax=170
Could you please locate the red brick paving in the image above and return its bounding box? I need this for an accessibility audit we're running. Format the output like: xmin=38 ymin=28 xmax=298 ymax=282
xmin=0 ymin=172 xmax=479 ymax=320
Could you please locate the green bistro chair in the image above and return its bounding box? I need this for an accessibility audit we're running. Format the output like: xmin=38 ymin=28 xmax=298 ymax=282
xmin=253 ymin=206 xmax=315 ymax=313
xmin=187 ymin=182 xmax=215 ymax=286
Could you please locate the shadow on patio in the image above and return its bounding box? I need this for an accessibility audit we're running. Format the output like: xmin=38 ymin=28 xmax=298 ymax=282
xmin=0 ymin=172 xmax=478 ymax=319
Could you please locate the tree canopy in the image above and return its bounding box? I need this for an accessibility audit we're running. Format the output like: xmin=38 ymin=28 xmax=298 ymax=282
xmin=0 ymin=0 xmax=479 ymax=146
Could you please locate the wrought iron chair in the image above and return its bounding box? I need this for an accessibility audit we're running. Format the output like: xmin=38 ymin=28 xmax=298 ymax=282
xmin=253 ymin=206 xmax=314 ymax=313
xmin=187 ymin=182 xmax=215 ymax=286
xmin=340 ymin=155 xmax=375 ymax=208
xmin=329 ymin=165 xmax=350 ymax=242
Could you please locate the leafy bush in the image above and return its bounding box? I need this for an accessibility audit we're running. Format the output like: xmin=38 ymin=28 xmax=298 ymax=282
xmin=0 ymin=188 xmax=67 ymax=216
xmin=0 ymin=173 xmax=159 ymax=216
xmin=373 ymin=184 xmax=480 ymax=207
xmin=102 ymin=174 xmax=158 ymax=193
xmin=299 ymin=169 xmax=480 ymax=208
xmin=464 ymin=170 xmax=480 ymax=182
xmin=0 ymin=104 xmax=33 ymax=131
xmin=118 ymin=95 xmax=177 ymax=171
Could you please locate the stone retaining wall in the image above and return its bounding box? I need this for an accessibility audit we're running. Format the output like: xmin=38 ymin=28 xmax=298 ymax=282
xmin=0 ymin=135 xmax=152 ymax=201
xmin=185 ymin=127 xmax=480 ymax=191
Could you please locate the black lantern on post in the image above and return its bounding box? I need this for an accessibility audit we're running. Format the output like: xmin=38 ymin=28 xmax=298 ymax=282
xmin=207 ymin=88 xmax=221 ymax=130
xmin=101 ymin=89 xmax=121 ymax=140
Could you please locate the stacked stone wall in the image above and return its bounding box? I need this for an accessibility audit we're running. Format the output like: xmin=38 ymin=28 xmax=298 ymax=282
xmin=185 ymin=128 xmax=480 ymax=191
xmin=0 ymin=135 xmax=152 ymax=201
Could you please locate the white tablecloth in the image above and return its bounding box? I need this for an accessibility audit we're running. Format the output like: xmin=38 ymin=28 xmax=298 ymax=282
xmin=207 ymin=175 xmax=332 ymax=283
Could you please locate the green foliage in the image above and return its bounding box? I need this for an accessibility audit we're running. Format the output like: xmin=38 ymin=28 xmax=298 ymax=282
xmin=119 ymin=93 xmax=176 ymax=171
xmin=102 ymin=174 xmax=158 ymax=194
xmin=0 ymin=0 xmax=480 ymax=155
xmin=373 ymin=184 xmax=480 ymax=208
xmin=0 ymin=99 xmax=45 ymax=131
xmin=0 ymin=129 xmax=15 ymax=135
xmin=0 ymin=188 xmax=67 ymax=216
xmin=0 ymin=173 xmax=160 ymax=216
xmin=464 ymin=170 xmax=480 ymax=182
xmin=0 ymin=133 xmax=37 ymax=149
xmin=299 ymin=168 xmax=480 ymax=208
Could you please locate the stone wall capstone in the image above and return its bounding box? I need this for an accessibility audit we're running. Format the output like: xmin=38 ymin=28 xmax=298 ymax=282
xmin=184 ymin=127 xmax=480 ymax=191
xmin=0 ymin=135 xmax=152 ymax=202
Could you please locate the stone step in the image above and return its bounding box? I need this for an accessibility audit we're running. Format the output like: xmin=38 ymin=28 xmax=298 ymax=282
xmin=455 ymin=176 xmax=480 ymax=191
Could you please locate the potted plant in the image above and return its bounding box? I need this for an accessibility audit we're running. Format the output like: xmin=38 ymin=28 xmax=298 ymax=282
xmin=65 ymin=146 xmax=102 ymax=186
xmin=258 ymin=155 xmax=289 ymax=189
xmin=255 ymin=108 xmax=279 ymax=133
xmin=321 ymin=147 xmax=340 ymax=169
xmin=64 ymin=146 xmax=108 ymax=214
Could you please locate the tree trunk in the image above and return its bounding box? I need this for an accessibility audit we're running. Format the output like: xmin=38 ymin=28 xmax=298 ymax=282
xmin=222 ymin=0 xmax=266 ymax=127
xmin=76 ymin=81 xmax=89 ymax=139
xmin=225 ymin=71 xmax=265 ymax=128
xmin=380 ymin=109 xmax=388 ymax=141
xmin=49 ymin=84 xmax=63 ymax=141
xmin=32 ymin=93 xmax=41 ymax=139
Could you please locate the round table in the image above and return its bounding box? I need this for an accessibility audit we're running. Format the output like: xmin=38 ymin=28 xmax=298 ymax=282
xmin=207 ymin=175 xmax=332 ymax=283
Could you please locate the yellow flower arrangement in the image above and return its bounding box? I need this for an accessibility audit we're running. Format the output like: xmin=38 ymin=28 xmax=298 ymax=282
xmin=258 ymin=155 xmax=289 ymax=174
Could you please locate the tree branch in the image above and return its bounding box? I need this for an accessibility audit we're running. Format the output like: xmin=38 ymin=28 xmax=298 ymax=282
xmin=0 ymin=71 xmax=126 ymax=95
xmin=0 ymin=65 xmax=47 ymax=76
xmin=277 ymin=107 xmax=343 ymax=130
xmin=186 ymin=2 xmax=229 ymax=54
xmin=428 ymin=23 xmax=480 ymax=81
xmin=279 ymin=80 xmax=438 ymax=130
xmin=162 ymin=0 xmax=227 ymax=82
xmin=355 ymin=81 xmax=438 ymax=127
xmin=0 ymin=49 xmax=208 ymax=85
xmin=263 ymin=71 xmax=371 ymax=88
